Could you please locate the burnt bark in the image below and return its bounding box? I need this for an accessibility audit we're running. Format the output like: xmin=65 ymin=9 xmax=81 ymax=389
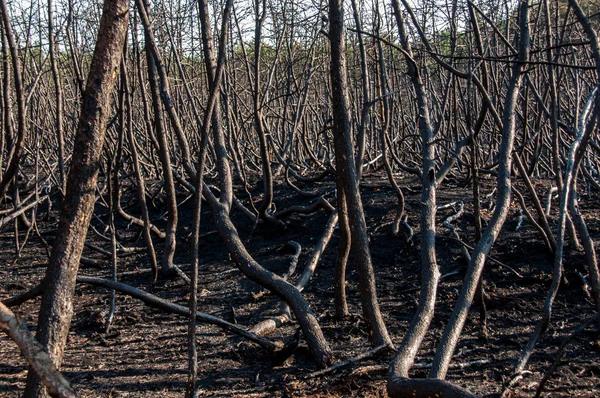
xmin=136 ymin=0 xmax=178 ymax=275
xmin=430 ymin=0 xmax=530 ymax=379
xmin=203 ymin=186 xmax=333 ymax=368
xmin=0 ymin=0 xmax=26 ymax=200
xmin=23 ymin=1 xmax=129 ymax=395
xmin=0 ymin=303 xmax=76 ymax=398
xmin=328 ymin=0 xmax=392 ymax=348
xmin=389 ymin=0 xmax=440 ymax=379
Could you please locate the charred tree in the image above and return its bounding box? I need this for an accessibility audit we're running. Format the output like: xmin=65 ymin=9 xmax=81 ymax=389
xmin=328 ymin=0 xmax=392 ymax=348
xmin=23 ymin=1 xmax=129 ymax=395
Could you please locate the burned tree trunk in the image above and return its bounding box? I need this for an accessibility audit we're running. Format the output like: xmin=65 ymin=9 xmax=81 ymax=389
xmin=389 ymin=0 xmax=440 ymax=379
xmin=328 ymin=0 xmax=392 ymax=348
xmin=430 ymin=0 xmax=530 ymax=380
xmin=0 ymin=0 xmax=26 ymax=201
xmin=24 ymin=1 xmax=129 ymax=395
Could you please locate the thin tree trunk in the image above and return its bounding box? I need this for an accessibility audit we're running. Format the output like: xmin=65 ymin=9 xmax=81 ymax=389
xmin=253 ymin=0 xmax=277 ymax=226
xmin=0 ymin=0 xmax=26 ymax=201
xmin=429 ymin=0 xmax=530 ymax=380
xmin=350 ymin=0 xmax=370 ymax=179
xmin=334 ymin=188 xmax=350 ymax=320
xmin=186 ymin=2 xmax=232 ymax=395
xmin=328 ymin=0 xmax=392 ymax=348
xmin=197 ymin=0 xmax=232 ymax=211
xmin=48 ymin=0 xmax=66 ymax=194
xmin=123 ymin=45 xmax=159 ymax=283
xmin=389 ymin=0 xmax=439 ymax=379
xmin=138 ymin=0 xmax=178 ymax=275
xmin=514 ymin=86 xmax=597 ymax=379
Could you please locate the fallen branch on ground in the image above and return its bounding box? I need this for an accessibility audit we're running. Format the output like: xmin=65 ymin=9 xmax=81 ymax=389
xmin=0 ymin=302 xmax=77 ymax=398
xmin=349 ymin=359 xmax=493 ymax=377
xmin=76 ymin=276 xmax=280 ymax=351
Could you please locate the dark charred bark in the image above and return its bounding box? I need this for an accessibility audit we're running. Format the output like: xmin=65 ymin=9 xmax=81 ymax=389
xmin=23 ymin=1 xmax=129 ymax=395
xmin=137 ymin=0 xmax=178 ymax=275
xmin=430 ymin=0 xmax=530 ymax=379
xmin=198 ymin=0 xmax=233 ymax=211
xmin=389 ymin=0 xmax=440 ymax=379
xmin=203 ymin=186 xmax=333 ymax=368
xmin=48 ymin=0 xmax=66 ymax=194
xmin=0 ymin=0 xmax=26 ymax=201
xmin=329 ymin=0 xmax=392 ymax=348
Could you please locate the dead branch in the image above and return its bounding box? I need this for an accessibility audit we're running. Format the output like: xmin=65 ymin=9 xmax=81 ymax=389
xmin=0 ymin=195 xmax=48 ymax=229
xmin=0 ymin=302 xmax=77 ymax=398
xmin=76 ymin=275 xmax=281 ymax=352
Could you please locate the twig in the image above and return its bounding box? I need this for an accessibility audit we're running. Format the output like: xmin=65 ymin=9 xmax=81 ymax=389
xmin=400 ymin=214 xmax=414 ymax=245
xmin=306 ymin=344 xmax=389 ymax=378
xmin=442 ymin=201 xmax=465 ymax=227
xmin=515 ymin=209 xmax=524 ymax=231
xmin=437 ymin=200 xmax=461 ymax=211
xmin=535 ymin=312 xmax=600 ymax=397
xmin=512 ymin=187 xmax=554 ymax=253
xmin=441 ymin=235 xmax=523 ymax=278
xmin=349 ymin=359 xmax=493 ymax=377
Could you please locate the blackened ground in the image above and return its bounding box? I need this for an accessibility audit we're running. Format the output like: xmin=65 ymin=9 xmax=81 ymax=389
xmin=1 ymin=173 xmax=599 ymax=397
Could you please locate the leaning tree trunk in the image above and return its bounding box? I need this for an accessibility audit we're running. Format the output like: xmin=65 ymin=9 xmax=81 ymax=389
xmin=429 ymin=0 xmax=530 ymax=380
xmin=1 ymin=303 xmax=76 ymax=398
xmin=198 ymin=0 xmax=233 ymax=211
xmin=23 ymin=1 xmax=129 ymax=396
xmin=203 ymin=186 xmax=333 ymax=368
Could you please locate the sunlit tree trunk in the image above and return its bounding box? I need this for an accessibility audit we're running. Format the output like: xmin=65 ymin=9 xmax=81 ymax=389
xmin=24 ymin=1 xmax=129 ymax=395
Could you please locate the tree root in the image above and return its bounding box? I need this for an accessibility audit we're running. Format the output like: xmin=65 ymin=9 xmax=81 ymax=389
xmin=387 ymin=376 xmax=478 ymax=398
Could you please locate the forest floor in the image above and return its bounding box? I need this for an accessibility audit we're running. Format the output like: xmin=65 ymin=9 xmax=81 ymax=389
xmin=1 ymin=173 xmax=599 ymax=397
